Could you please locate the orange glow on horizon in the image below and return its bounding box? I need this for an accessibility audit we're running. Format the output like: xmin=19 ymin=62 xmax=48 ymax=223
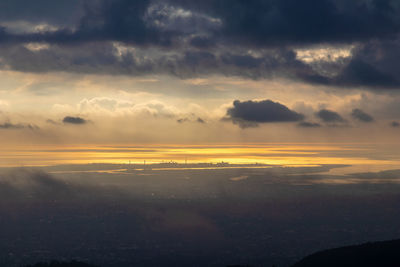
xmin=0 ymin=144 xmax=399 ymax=174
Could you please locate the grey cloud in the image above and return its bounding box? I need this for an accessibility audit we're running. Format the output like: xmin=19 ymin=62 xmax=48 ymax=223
xmin=46 ymin=119 xmax=59 ymax=125
xmin=316 ymin=109 xmax=345 ymax=123
xmin=226 ymin=99 xmax=304 ymax=128
xmin=0 ymin=122 xmax=25 ymax=129
xmin=391 ymin=121 xmax=400 ymax=127
xmin=197 ymin=117 xmax=205 ymax=123
xmin=298 ymin=122 xmax=321 ymax=128
xmin=351 ymin=108 xmax=374 ymax=122
xmin=176 ymin=117 xmax=206 ymax=124
xmin=63 ymin=116 xmax=87 ymax=124
xmin=0 ymin=122 xmax=39 ymax=130
xmin=177 ymin=118 xmax=189 ymax=123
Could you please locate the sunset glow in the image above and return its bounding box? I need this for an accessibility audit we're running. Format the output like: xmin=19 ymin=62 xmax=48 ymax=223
xmin=1 ymin=144 xmax=398 ymax=174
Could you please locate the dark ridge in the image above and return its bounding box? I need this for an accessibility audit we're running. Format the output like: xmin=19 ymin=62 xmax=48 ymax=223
xmin=292 ymin=239 xmax=400 ymax=267
xmin=24 ymin=260 xmax=99 ymax=267
xmin=21 ymin=239 xmax=400 ymax=267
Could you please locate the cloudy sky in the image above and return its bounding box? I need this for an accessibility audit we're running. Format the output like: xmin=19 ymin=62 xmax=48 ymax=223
xmin=1 ymin=0 xmax=400 ymax=146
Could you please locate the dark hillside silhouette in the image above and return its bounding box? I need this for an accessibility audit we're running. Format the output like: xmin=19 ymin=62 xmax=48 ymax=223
xmin=293 ymin=239 xmax=400 ymax=267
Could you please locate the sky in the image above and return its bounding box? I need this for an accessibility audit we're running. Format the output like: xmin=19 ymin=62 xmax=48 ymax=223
xmin=1 ymin=0 xmax=400 ymax=147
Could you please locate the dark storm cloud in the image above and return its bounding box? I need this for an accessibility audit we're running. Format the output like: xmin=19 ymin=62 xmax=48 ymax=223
xmin=0 ymin=43 xmax=317 ymax=80
xmin=0 ymin=0 xmax=83 ymax=26
xmin=189 ymin=36 xmax=216 ymax=49
xmin=1 ymin=0 xmax=400 ymax=88
xmin=226 ymin=99 xmax=304 ymax=128
xmin=171 ymin=0 xmax=400 ymax=46
xmin=281 ymin=38 xmax=400 ymax=89
xmin=0 ymin=0 xmax=172 ymax=46
xmin=351 ymin=108 xmax=374 ymax=122
xmin=298 ymin=122 xmax=321 ymax=128
xmin=2 ymin=0 xmax=400 ymax=46
xmin=63 ymin=116 xmax=87 ymax=125
xmin=333 ymin=58 xmax=400 ymax=88
xmin=335 ymin=39 xmax=400 ymax=88
xmin=0 ymin=42 xmax=154 ymax=75
xmin=316 ymin=109 xmax=345 ymax=123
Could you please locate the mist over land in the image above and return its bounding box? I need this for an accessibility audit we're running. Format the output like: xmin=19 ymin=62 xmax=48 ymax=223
xmin=2 ymin=163 xmax=400 ymax=266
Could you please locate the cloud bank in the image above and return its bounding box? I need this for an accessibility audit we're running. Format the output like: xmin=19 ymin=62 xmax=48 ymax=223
xmin=0 ymin=0 xmax=400 ymax=89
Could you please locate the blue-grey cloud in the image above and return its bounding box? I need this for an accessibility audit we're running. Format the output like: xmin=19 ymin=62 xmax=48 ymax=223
xmin=226 ymin=99 xmax=304 ymax=128
xmin=176 ymin=118 xmax=189 ymax=123
xmin=0 ymin=0 xmax=82 ymax=27
xmin=391 ymin=121 xmax=400 ymax=127
xmin=177 ymin=117 xmax=206 ymax=124
xmin=0 ymin=122 xmax=39 ymax=130
xmin=63 ymin=116 xmax=87 ymax=125
xmin=316 ymin=109 xmax=345 ymax=123
xmin=0 ymin=43 xmax=316 ymax=80
xmin=197 ymin=117 xmax=205 ymax=123
xmin=351 ymin=108 xmax=374 ymax=122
